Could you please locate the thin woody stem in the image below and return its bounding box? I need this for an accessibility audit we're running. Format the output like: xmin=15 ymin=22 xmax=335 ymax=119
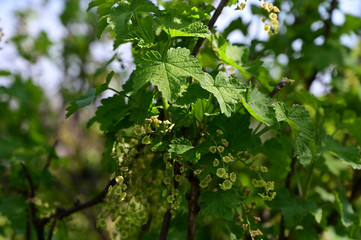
xmin=192 ymin=0 xmax=230 ymax=57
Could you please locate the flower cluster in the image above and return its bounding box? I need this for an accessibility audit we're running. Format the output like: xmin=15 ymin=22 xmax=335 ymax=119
xmin=134 ymin=115 xmax=174 ymax=144
xmin=108 ymin=175 xmax=127 ymax=201
xmin=260 ymin=2 xmax=280 ymax=34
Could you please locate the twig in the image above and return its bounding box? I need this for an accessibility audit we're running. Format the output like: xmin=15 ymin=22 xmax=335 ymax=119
xmin=21 ymin=161 xmax=36 ymax=198
xmin=160 ymin=162 xmax=181 ymax=240
xmin=192 ymin=0 xmax=230 ymax=57
xmin=279 ymin=155 xmax=297 ymax=240
xmin=269 ymin=78 xmax=293 ymax=98
xmin=21 ymin=161 xmax=45 ymax=240
xmin=43 ymin=140 xmax=58 ymax=171
xmin=186 ymin=172 xmax=200 ymax=240
xmin=47 ymin=218 xmax=57 ymax=240
xmin=160 ymin=207 xmax=172 ymax=240
xmin=45 ymin=178 xmax=116 ymax=239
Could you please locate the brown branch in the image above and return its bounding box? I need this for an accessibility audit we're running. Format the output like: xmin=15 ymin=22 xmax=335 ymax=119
xmin=160 ymin=207 xmax=172 ymax=240
xmin=43 ymin=140 xmax=58 ymax=171
xmin=305 ymin=0 xmax=337 ymax=89
xmin=279 ymin=156 xmax=297 ymax=240
xmin=21 ymin=161 xmax=45 ymax=240
xmin=269 ymin=78 xmax=290 ymax=98
xmin=192 ymin=0 xmax=230 ymax=57
xmin=186 ymin=172 xmax=200 ymax=240
xmin=45 ymin=178 xmax=116 ymax=240
xmin=47 ymin=218 xmax=57 ymax=240
xmin=21 ymin=161 xmax=36 ymax=198
xmin=160 ymin=162 xmax=181 ymax=240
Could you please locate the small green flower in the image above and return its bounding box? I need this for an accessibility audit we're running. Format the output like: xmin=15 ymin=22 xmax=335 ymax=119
xmin=265 ymin=181 xmax=274 ymax=192
xmin=230 ymin=172 xmax=237 ymax=182
xmin=209 ymin=146 xmax=217 ymax=153
xmin=250 ymin=164 xmax=258 ymax=171
xmin=221 ymin=139 xmax=229 ymax=147
xmin=216 ymin=129 xmax=223 ymax=135
xmin=167 ymin=195 xmax=175 ymax=203
xmin=175 ymin=174 xmax=182 ymax=182
xmin=199 ymin=180 xmax=208 ymax=188
xmin=194 ymin=169 xmax=202 ymax=175
xmin=134 ymin=125 xmax=145 ymax=136
xmin=220 ymin=180 xmax=232 ymax=190
xmin=260 ymin=166 xmax=268 ymax=172
xmin=222 ymin=156 xmax=230 ymax=163
xmin=163 ymin=177 xmax=171 ymax=185
xmin=141 ymin=135 xmax=152 ymax=144
xmin=213 ymin=158 xmax=220 ymax=167
xmin=205 ymin=174 xmax=212 ymax=183
xmin=216 ymin=168 xmax=226 ymax=178
xmin=115 ymin=175 xmax=124 ymax=183
xmin=217 ymin=146 xmax=225 ymax=153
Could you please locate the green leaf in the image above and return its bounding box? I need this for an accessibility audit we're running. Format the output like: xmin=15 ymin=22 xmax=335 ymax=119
xmin=0 ymin=196 xmax=28 ymax=233
xmin=273 ymin=102 xmax=316 ymax=164
xmin=174 ymin=83 xmax=209 ymax=108
xmin=169 ymin=138 xmax=193 ymax=155
xmin=66 ymin=72 xmax=115 ymax=118
xmin=107 ymin=5 xmax=132 ymax=36
xmin=318 ymin=134 xmax=361 ymax=169
xmin=215 ymin=34 xmax=248 ymax=74
xmin=342 ymin=110 xmax=361 ymax=145
xmin=334 ymin=187 xmax=359 ymax=227
xmin=199 ymin=188 xmax=241 ymax=220
xmin=199 ymin=72 xmax=246 ymax=117
xmin=151 ymin=138 xmax=169 ymax=152
xmin=268 ymin=189 xmax=317 ymax=228
xmin=241 ymin=85 xmax=277 ymax=126
xmin=0 ymin=70 xmax=11 ymax=76
xmin=96 ymin=71 xmax=115 ymax=95
xmin=169 ymin=138 xmax=200 ymax=163
xmin=66 ymin=88 xmax=96 ymax=118
xmin=94 ymin=94 xmax=129 ymax=131
xmin=132 ymin=47 xmax=206 ymax=103
xmin=262 ymin=138 xmax=292 ymax=179
xmin=211 ymin=113 xmax=252 ymax=152
xmin=156 ymin=14 xmax=210 ymax=38
xmin=102 ymin=0 xmax=158 ymax=41
xmin=129 ymin=91 xmax=158 ymax=124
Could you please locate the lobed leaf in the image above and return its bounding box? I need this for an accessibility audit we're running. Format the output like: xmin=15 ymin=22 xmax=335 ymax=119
xmin=198 ymin=72 xmax=245 ymax=117
xmin=241 ymin=85 xmax=277 ymax=126
xmin=199 ymin=189 xmax=241 ymax=220
xmin=273 ymin=102 xmax=316 ymax=165
xmin=132 ymin=47 xmax=206 ymax=103
xmin=318 ymin=134 xmax=361 ymax=169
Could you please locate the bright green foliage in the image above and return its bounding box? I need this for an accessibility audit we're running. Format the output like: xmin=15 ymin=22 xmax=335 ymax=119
xmin=157 ymin=15 xmax=211 ymax=38
xmin=268 ymin=189 xmax=318 ymax=228
xmin=199 ymin=72 xmax=245 ymax=116
xmin=199 ymin=189 xmax=241 ymax=220
xmin=319 ymin=134 xmax=361 ymax=169
xmin=334 ymin=188 xmax=359 ymax=228
xmin=132 ymin=48 xmax=206 ymax=103
xmin=66 ymin=88 xmax=96 ymax=118
xmin=241 ymin=85 xmax=277 ymax=126
xmin=274 ymin=102 xmax=316 ymax=162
